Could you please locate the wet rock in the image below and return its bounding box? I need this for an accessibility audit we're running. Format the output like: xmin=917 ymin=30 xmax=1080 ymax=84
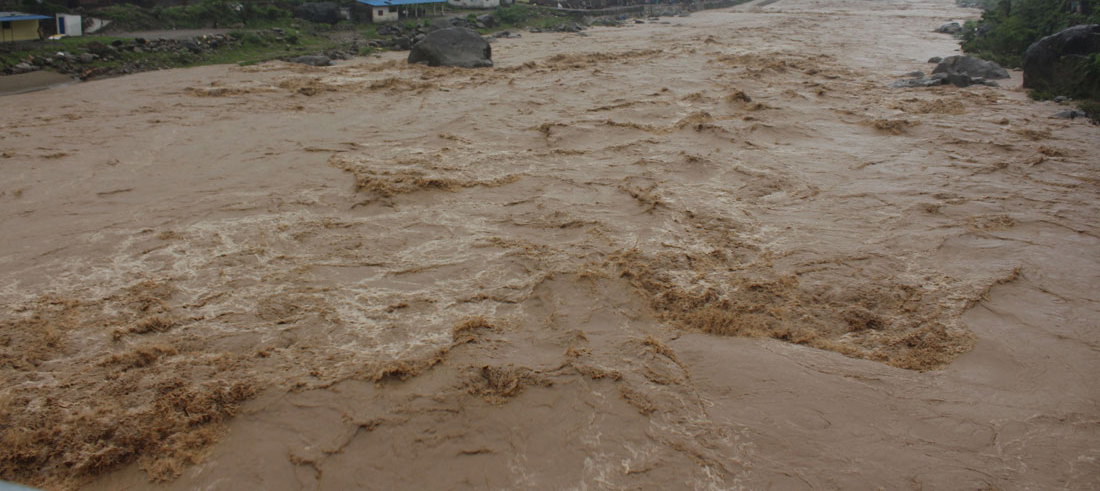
xmin=927 ymin=56 xmax=942 ymax=63
xmin=932 ymin=55 xmax=1010 ymax=80
xmin=889 ymin=76 xmax=944 ymax=88
xmin=1053 ymin=109 xmax=1087 ymax=119
xmin=181 ymin=39 xmax=203 ymax=53
xmin=935 ymin=22 xmax=962 ymax=35
xmin=1022 ymin=24 xmax=1100 ymax=99
xmin=84 ymin=41 xmax=113 ymax=59
xmin=392 ymin=36 xmax=413 ymax=50
xmin=904 ymin=70 xmax=925 ymax=78
xmin=408 ymin=27 xmax=492 ymax=68
xmin=477 ymin=14 xmax=497 ymax=28
xmin=12 ymin=62 xmax=37 ymax=74
xmin=378 ymin=24 xmax=404 ymax=36
xmin=293 ymin=2 xmax=342 ymax=24
xmin=290 ymin=55 xmax=332 ymax=67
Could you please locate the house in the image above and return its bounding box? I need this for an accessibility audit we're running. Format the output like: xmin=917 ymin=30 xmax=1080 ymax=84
xmin=56 ymin=13 xmax=82 ymax=37
xmin=447 ymin=0 xmax=500 ymax=8
xmin=356 ymin=0 xmax=446 ymax=23
xmin=0 ymin=12 xmax=50 ymax=42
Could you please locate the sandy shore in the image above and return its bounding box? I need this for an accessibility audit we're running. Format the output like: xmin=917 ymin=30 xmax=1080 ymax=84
xmin=1 ymin=0 xmax=1098 ymax=489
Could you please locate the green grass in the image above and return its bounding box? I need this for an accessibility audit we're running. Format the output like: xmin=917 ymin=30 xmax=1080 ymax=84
xmin=1 ymin=25 xmax=353 ymax=76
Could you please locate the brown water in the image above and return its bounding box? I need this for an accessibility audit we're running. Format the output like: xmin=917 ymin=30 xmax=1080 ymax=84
xmin=2 ymin=0 xmax=1098 ymax=489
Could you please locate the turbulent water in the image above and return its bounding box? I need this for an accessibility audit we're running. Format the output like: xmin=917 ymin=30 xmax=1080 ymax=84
xmin=1 ymin=0 xmax=1098 ymax=489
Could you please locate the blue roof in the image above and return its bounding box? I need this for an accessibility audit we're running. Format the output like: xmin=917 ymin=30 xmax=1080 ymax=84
xmin=357 ymin=0 xmax=445 ymax=6
xmin=0 ymin=12 xmax=52 ymax=21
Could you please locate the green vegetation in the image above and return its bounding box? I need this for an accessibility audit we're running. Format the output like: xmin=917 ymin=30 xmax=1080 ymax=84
xmin=0 ymin=26 xmax=350 ymax=75
xmin=959 ymin=0 xmax=1099 ymax=67
xmin=958 ymin=0 xmax=1099 ymax=122
xmin=476 ymin=4 xmax=570 ymax=32
xmin=95 ymin=0 xmax=297 ymax=31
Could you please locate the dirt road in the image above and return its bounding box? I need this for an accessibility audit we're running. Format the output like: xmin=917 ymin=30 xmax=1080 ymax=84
xmin=2 ymin=0 xmax=1098 ymax=490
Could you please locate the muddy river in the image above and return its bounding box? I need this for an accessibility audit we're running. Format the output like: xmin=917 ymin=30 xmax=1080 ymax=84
xmin=1 ymin=0 xmax=1098 ymax=489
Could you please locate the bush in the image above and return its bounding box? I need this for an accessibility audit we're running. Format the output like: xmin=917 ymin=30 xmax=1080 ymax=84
xmin=1078 ymin=99 xmax=1100 ymax=123
xmin=97 ymin=0 xmax=293 ymax=30
xmin=495 ymin=5 xmax=539 ymax=25
xmin=960 ymin=0 xmax=1100 ymax=68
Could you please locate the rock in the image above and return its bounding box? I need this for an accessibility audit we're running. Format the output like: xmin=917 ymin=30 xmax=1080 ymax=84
xmin=1053 ymin=109 xmax=1087 ymax=119
xmin=635 ymin=19 xmax=645 ymax=24
xmin=904 ymin=70 xmax=925 ymax=78
xmin=935 ymin=22 xmax=962 ymax=35
xmin=426 ymin=18 xmax=451 ymax=31
xmin=477 ymin=14 xmax=497 ymax=28
xmin=889 ymin=75 xmax=944 ymax=88
xmin=1022 ymin=24 xmax=1100 ymax=99
xmin=79 ymin=53 xmax=95 ymax=64
xmin=1054 ymin=96 xmax=1069 ymax=103
xmin=392 ymin=36 xmax=413 ymax=50
xmin=84 ymin=41 xmax=113 ymax=58
xmin=946 ymin=72 xmax=973 ymax=87
xmin=927 ymin=56 xmax=942 ymax=63
xmin=290 ymin=55 xmax=331 ymax=66
xmin=181 ymin=39 xmax=202 ymax=54
xmin=932 ymin=55 xmax=1009 ymax=81
xmin=378 ymin=24 xmax=403 ymax=36
xmin=293 ymin=2 xmax=342 ymax=24
xmin=408 ymin=27 xmax=492 ymax=68
xmin=12 ymin=62 xmax=37 ymax=74
xmin=889 ymin=78 xmax=924 ymax=88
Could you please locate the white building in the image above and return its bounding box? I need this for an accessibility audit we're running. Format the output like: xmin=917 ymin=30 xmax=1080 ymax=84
xmin=448 ymin=0 xmax=500 ymax=9
xmin=357 ymin=0 xmax=446 ymax=23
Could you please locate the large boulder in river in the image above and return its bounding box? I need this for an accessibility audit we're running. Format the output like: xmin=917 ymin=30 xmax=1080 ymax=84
xmin=932 ymin=55 xmax=1010 ymax=80
xmin=408 ymin=28 xmax=492 ymax=68
xmin=293 ymin=2 xmax=342 ymax=24
xmin=1022 ymin=24 xmax=1100 ymax=99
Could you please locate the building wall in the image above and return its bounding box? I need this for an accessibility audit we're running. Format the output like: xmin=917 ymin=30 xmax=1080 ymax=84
xmin=447 ymin=0 xmax=500 ymax=9
xmin=56 ymin=14 xmax=82 ymax=36
xmin=370 ymin=5 xmax=398 ymax=23
xmin=0 ymin=19 xmax=41 ymax=42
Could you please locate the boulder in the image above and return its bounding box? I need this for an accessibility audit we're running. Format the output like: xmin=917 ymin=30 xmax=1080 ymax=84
xmin=932 ymin=55 xmax=1009 ymax=80
xmin=12 ymin=62 xmax=37 ymax=74
xmin=927 ymin=56 xmax=942 ymax=63
xmin=935 ymin=22 xmax=962 ymax=35
xmin=1053 ymin=109 xmax=1087 ymax=119
xmin=180 ymin=39 xmax=202 ymax=54
xmin=477 ymin=14 xmax=497 ymax=28
xmin=293 ymin=2 xmax=342 ymax=24
xmin=408 ymin=28 xmax=492 ymax=68
xmin=392 ymin=36 xmax=413 ymax=50
xmin=1022 ymin=24 xmax=1100 ymax=99
xmin=378 ymin=24 xmax=404 ymax=36
xmin=290 ymin=55 xmax=332 ymax=66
